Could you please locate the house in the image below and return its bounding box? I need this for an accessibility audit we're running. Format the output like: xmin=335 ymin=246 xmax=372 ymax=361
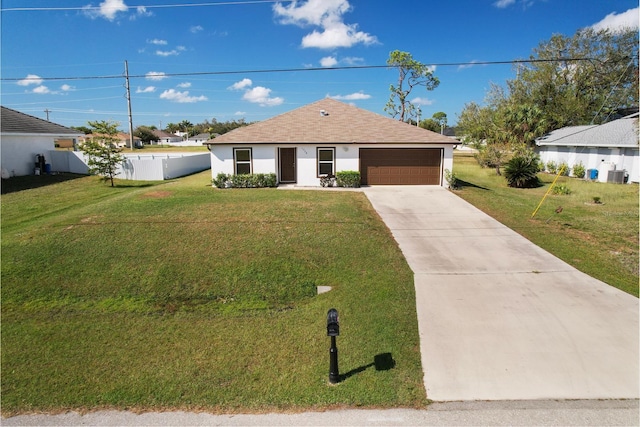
xmin=187 ymin=133 xmax=210 ymax=145
xmin=535 ymin=113 xmax=639 ymax=183
xmin=0 ymin=106 xmax=84 ymax=177
xmin=79 ymin=133 xmax=142 ymax=149
xmin=205 ymin=98 xmax=458 ymax=186
xmin=152 ymin=129 xmax=182 ymax=145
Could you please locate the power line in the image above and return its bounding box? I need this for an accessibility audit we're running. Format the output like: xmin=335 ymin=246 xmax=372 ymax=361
xmin=0 ymin=57 xmax=601 ymax=83
xmin=1 ymin=1 xmax=291 ymax=12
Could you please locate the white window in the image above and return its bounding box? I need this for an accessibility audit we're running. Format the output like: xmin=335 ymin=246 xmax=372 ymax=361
xmin=234 ymin=148 xmax=252 ymax=174
xmin=317 ymin=147 xmax=335 ymax=176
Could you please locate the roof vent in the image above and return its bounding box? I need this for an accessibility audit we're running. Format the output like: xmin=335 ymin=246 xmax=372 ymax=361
xmin=320 ymin=110 xmax=329 ymax=116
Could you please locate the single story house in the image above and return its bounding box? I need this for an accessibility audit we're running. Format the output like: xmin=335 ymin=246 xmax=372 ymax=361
xmin=205 ymin=98 xmax=458 ymax=186
xmin=79 ymin=133 xmax=142 ymax=149
xmin=535 ymin=113 xmax=639 ymax=183
xmin=152 ymin=129 xmax=183 ymax=145
xmin=1 ymin=106 xmax=84 ymax=177
xmin=187 ymin=133 xmax=210 ymax=145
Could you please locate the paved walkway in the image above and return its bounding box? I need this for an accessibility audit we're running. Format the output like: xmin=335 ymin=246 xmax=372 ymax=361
xmin=363 ymin=186 xmax=639 ymax=401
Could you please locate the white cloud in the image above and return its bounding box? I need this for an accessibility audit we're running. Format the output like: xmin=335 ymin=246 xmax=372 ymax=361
xmin=229 ymin=79 xmax=283 ymax=106
xmin=302 ymin=22 xmax=377 ymax=49
xmin=228 ymin=78 xmax=253 ymax=90
xmin=458 ymin=60 xmax=484 ymax=71
xmin=156 ymin=49 xmax=180 ymax=57
xmin=342 ymin=56 xmax=364 ymax=65
xmin=177 ymin=82 xmax=192 ymax=88
xmin=60 ymin=84 xmax=74 ymax=91
xmin=146 ymin=71 xmax=167 ymax=81
xmin=159 ymin=89 xmax=207 ymax=103
xmin=320 ymin=56 xmax=338 ymax=67
xmin=242 ymin=87 xmax=284 ymax=106
xmin=190 ymin=25 xmax=204 ymax=33
xmin=591 ymin=8 xmax=639 ymax=32
xmin=273 ymin=0 xmax=377 ymax=49
xmin=328 ymin=91 xmax=370 ymax=100
xmin=493 ymin=0 xmax=515 ymax=7
xmin=17 ymin=74 xmax=43 ymax=86
xmin=412 ymin=97 xmax=434 ymax=106
xmin=132 ymin=5 xmax=152 ymax=19
xmin=235 ymin=111 xmax=246 ymax=116
xmin=32 ymin=85 xmax=51 ymax=94
xmin=148 ymin=38 xmax=167 ymax=45
xmin=136 ymin=86 xmax=156 ymax=93
xmin=94 ymin=0 xmax=128 ymax=20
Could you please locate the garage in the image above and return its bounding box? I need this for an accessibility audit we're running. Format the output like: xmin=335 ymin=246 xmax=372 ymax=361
xmin=360 ymin=148 xmax=442 ymax=185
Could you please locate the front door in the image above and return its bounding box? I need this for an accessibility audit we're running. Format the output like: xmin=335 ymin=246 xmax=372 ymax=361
xmin=279 ymin=147 xmax=296 ymax=183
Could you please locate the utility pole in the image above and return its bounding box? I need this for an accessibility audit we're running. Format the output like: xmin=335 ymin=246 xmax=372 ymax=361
xmin=124 ymin=60 xmax=134 ymax=151
xmin=44 ymin=109 xmax=51 ymax=121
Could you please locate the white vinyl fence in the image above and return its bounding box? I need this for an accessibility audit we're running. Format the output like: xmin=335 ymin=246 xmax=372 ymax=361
xmin=47 ymin=151 xmax=210 ymax=181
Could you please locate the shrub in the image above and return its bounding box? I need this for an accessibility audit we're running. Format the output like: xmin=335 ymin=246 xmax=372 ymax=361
xmin=444 ymin=169 xmax=459 ymax=190
xmin=212 ymin=173 xmax=231 ymax=188
xmin=336 ymin=171 xmax=361 ymax=188
xmin=572 ymin=162 xmax=586 ymax=179
xmin=558 ymin=162 xmax=570 ymax=176
xmin=552 ymin=183 xmax=571 ymax=195
xmin=213 ymin=173 xmax=277 ymax=188
xmin=546 ymin=160 xmax=557 ymax=174
xmin=504 ymin=155 xmax=541 ymax=188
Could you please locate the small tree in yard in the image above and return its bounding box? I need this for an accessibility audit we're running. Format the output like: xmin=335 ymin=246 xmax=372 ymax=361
xmin=504 ymin=151 xmax=541 ymax=188
xmin=82 ymin=120 xmax=125 ymax=187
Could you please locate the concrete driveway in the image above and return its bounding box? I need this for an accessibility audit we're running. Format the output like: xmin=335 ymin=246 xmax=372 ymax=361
xmin=364 ymin=186 xmax=639 ymax=402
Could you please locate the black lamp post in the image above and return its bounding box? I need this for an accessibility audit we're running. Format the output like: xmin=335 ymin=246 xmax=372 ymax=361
xmin=326 ymin=308 xmax=340 ymax=384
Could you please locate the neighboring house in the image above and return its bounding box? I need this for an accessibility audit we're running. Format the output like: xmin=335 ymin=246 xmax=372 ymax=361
xmin=79 ymin=133 xmax=142 ymax=149
xmin=0 ymin=106 xmax=83 ymax=177
xmin=205 ymin=98 xmax=458 ymax=186
xmin=535 ymin=113 xmax=639 ymax=183
xmin=152 ymin=129 xmax=182 ymax=145
xmin=187 ymin=133 xmax=210 ymax=145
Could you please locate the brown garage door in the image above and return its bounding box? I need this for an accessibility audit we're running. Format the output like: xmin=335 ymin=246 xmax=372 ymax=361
xmin=360 ymin=148 xmax=442 ymax=185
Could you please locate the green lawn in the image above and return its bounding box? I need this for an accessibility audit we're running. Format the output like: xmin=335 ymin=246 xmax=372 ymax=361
xmin=1 ymin=172 xmax=426 ymax=415
xmin=452 ymin=152 xmax=639 ymax=297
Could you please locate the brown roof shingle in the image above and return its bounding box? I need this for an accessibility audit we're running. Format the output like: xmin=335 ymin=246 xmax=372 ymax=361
xmin=209 ymin=98 xmax=458 ymax=145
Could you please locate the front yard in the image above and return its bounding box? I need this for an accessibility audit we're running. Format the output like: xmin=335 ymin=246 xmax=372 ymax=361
xmin=1 ymin=172 xmax=425 ymax=415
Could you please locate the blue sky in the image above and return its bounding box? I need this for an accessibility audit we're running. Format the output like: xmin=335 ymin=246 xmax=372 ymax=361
xmin=1 ymin=0 xmax=638 ymax=129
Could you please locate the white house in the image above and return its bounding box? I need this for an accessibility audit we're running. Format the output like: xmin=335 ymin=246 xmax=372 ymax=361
xmin=205 ymin=98 xmax=458 ymax=187
xmin=151 ymin=129 xmax=183 ymax=145
xmin=187 ymin=133 xmax=210 ymax=145
xmin=535 ymin=113 xmax=639 ymax=183
xmin=0 ymin=106 xmax=83 ymax=177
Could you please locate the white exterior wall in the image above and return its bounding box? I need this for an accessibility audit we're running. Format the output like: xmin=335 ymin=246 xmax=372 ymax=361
xmin=537 ymin=146 xmax=639 ymax=183
xmin=0 ymin=134 xmax=67 ymax=177
xmin=210 ymin=143 xmax=453 ymax=187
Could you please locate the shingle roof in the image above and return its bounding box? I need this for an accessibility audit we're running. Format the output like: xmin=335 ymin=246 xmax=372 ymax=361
xmin=1 ymin=106 xmax=83 ymax=136
xmin=536 ymin=114 xmax=639 ymax=148
xmin=208 ymin=98 xmax=458 ymax=145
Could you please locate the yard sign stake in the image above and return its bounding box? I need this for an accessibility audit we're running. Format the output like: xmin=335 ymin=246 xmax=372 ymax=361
xmin=531 ymin=165 xmax=566 ymax=218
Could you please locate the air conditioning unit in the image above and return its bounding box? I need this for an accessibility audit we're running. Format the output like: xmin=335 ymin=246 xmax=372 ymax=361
xmin=607 ymin=170 xmax=626 ymax=184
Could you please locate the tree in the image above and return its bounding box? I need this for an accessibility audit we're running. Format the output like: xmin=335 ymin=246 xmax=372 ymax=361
xmin=432 ymin=112 xmax=448 ymax=133
xmin=508 ymin=28 xmax=638 ymax=127
xmin=134 ymin=126 xmax=158 ymax=145
xmin=385 ymin=50 xmax=439 ymax=122
xmin=71 ymin=125 xmax=92 ymax=135
xmin=420 ymin=118 xmax=440 ymax=132
xmin=81 ymin=120 xmax=125 ymax=187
